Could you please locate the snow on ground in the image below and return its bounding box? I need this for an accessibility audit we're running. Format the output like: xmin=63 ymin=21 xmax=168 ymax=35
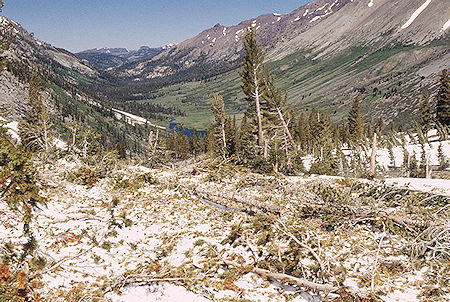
xmin=368 ymin=0 xmax=374 ymax=8
xmin=108 ymin=283 xmax=211 ymax=302
xmin=112 ymin=108 xmax=166 ymax=129
xmin=5 ymin=120 xmax=20 ymax=141
xmin=384 ymin=177 xmax=450 ymax=196
xmin=376 ymin=140 xmax=450 ymax=169
xmin=401 ymin=0 xmax=432 ymax=29
xmin=1 ymin=153 xmax=448 ymax=300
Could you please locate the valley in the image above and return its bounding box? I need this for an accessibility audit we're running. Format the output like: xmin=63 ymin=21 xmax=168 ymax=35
xmin=0 ymin=0 xmax=449 ymax=301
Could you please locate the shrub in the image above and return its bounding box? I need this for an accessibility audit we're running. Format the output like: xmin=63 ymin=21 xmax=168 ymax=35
xmin=66 ymin=166 xmax=99 ymax=187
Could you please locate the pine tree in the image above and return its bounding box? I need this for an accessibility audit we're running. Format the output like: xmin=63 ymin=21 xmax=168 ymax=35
xmin=19 ymin=72 xmax=54 ymax=153
xmin=347 ymin=96 xmax=364 ymax=147
xmin=437 ymin=142 xmax=447 ymax=170
xmin=238 ymin=112 xmax=258 ymax=165
xmin=239 ymin=25 xmax=266 ymax=158
xmin=435 ymin=69 xmax=449 ymax=126
xmin=0 ymin=7 xmax=45 ymax=297
xmin=210 ymin=93 xmax=227 ymax=159
xmin=263 ymin=72 xmax=297 ymax=172
xmin=418 ymin=89 xmax=432 ymax=131
xmin=309 ymin=108 xmax=333 ymax=159
xmin=263 ymin=72 xmax=296 ymax=147
xmin=375 ymin=117 xmax=384 ymax=135
xmin=410 ymin=150 xmax=419 ymax=177
xmin=296 ymin=113 xmax=310 ymax=153
xmin=340 ymin=120 xmax=349 ymax=147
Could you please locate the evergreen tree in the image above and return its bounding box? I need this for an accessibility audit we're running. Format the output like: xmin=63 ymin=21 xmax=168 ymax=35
xmin=347 ymin=96 xmax=364 ymax=147
xmin=340 ymin=120 xmax=349 ymax=147
xmin=0 ymin=6 xmax=45 ymax=298
xmin=238 ymin=112 xmax=258 ymax=165
xmin=210 ymin=93 xmax=227 ymax=159
xmin=263 ymin=72 xmax=297 ymax=172
xmin=437 ymin=142 xmax=448 ymax=170
xmin=410 ymin=150 xmax=419 ymax=177
xmin=19 ymin=72 xmax=53 ymax=153
xmin=224 ymin=116 xmax=239 ymax=158
xmin=309 ymin=108 xmax=333 ymax=159
xmin=435 ymin=69 xmax=449 ymax=126
xmin=239 ymin=25 xmax=266 ymax=158
xmin=375 ymin=117 xmax=384 ymax=135
xmin=263 ymin=72 xmax=296 ymax=147
xmin=296 ymin=113 xmax=310 ymax=153
xmin=418 ymin=89 xmax=432 ymax=131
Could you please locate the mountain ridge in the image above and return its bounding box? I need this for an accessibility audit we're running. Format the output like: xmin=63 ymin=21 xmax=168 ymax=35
xmin=76 ymin=46 xmax=166 ymax=70
xmin=96 ymin=0 xmax=449 ymax=129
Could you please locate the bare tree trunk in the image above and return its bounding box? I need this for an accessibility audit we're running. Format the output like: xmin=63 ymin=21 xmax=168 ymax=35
xmin=221 ymin=122 xmax=227 ymax=159
xmin=43 ymin=123 xmax=49 ymax=153
xmin=254 ymin=74 xmax=265 ymax=158
xmin=426 ymin=155 xmax=432 ymax=179
xmin=370 ymin=132 xmax=377 ymax=176
xmin=147 ymin=131 xmax=154 ymax=153
xmin=284 ymin=134 xmax=292 ymax=169
xmin=338 ymin=154 xmax=344 ymax=177
xmin=83 ymin=137 xmax=87 ymax=158
xmin=276 ymin=107 xmax=295 ymax=147
xmin=152 ymin=130 xmax=159 ymax=155
xmin=406 ymin=154 xmax=411 ymax=178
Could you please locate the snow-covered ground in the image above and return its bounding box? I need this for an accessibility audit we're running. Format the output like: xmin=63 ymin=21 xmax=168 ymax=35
xmin=112 ymin=108 xmax=166 ymax=129
xmin=384 ymin=177 xmax=450 ymax=196
xmin=3 ymin=159 xmax=447 ymax=301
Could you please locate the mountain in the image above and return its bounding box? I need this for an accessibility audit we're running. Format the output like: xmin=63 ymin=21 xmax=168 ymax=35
xmin=76 ymin=46 xmax=164 ymax=70
xmin=1 ymin=17 xmax=98 ymax=82
xmin=111 ymin=0 xmax=353 ymax=81
xmin=103 ymin=0 xmax=449 ymax=129
xmin=0 ymin=16 xmax=159 ymax=155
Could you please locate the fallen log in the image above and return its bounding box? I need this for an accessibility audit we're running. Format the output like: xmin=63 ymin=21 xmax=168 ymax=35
xmin=223 ymin=260 xmax=370 ymax=300
xmin=194 ymin=188 xmax=281 ymax=214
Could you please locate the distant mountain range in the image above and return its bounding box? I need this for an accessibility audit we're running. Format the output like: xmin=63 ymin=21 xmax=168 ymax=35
xmin=76 ymin=46 xmax=169 ymax=70
xmin=0 ymin=16 xmax=151 ymax=154
xmin=101 ymin=0 xmax=449 ymax=128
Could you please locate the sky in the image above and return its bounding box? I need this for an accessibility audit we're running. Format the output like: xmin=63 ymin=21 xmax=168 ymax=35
xmin=2 ymin=0 xmax=309 ymax=53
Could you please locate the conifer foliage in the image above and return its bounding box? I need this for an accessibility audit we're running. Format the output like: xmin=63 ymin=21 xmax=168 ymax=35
xmin=239 ymin=26 xmax=266 ymax=158
xmin=347 ymin=96 xmax=364 ymax=146
xmin=418 ymin=89 xmax=432 ymax=131
xmin=210 ymin=93 xmax=227 ymax=159
xmin=19 ymin=72 xmax=53 ymax=153
xmin=436 ymin=69 xmax=449 ymax=126
xmin=1 ymin=3 xmax=45 ymax=299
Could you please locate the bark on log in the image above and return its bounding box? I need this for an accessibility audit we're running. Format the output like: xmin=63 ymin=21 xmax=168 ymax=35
xmin=223 ymin=260 xmax=369 ymax=299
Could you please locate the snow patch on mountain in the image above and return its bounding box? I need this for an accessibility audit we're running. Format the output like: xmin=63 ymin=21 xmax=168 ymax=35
xmin=317 ymin=4 xmax=329 ymax=11
xmin=401 ymin=0 xmax=432 ymax=29
xmin=368 ymin=0 xmax=374 ymax=8
xmin=442 ymin=18 xmax=450 ymax=31
xmin=303 ymin=9 xmax=309 ymax=16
